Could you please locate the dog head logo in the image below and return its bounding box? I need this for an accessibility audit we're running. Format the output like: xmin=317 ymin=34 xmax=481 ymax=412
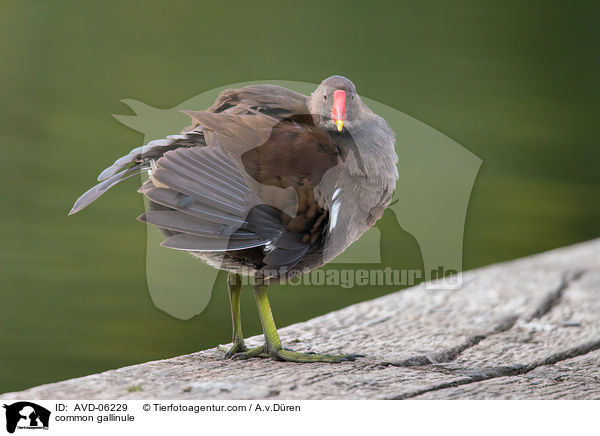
xmin=3 ymin=402 xmax=50 ymax=434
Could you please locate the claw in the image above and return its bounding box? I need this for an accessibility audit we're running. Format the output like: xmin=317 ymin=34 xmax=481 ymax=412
xmin=231 ymin=353 xmax=251 ymax=361
xmin=218 ymin=342 xmax=248 ymax=359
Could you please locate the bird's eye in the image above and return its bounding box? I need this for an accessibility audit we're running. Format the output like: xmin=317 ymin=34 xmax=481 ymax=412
xmin=323 ymin=94 xmax=327 ymax=100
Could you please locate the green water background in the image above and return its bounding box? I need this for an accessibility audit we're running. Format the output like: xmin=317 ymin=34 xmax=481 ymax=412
xmin=0 ymin=0 xmax=598 ymax=393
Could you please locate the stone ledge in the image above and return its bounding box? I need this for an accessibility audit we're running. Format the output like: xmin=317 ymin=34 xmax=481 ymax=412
xmin=2 ymin=239 xmax=599 ymax=400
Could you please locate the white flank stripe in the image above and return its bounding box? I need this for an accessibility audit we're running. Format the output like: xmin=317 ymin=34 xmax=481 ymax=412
xmin=332 ymin=187 xmax=341 ymax=200
xmin=329 ymin=199 xmax=341 ymax=233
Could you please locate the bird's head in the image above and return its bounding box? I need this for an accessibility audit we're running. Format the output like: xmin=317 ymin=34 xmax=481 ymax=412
xmin=308 ymin=75 xmax=363 ymax=134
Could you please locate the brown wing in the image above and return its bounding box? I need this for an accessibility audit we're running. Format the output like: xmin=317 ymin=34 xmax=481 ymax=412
xmin=239 ymin=119 xmax=340 ymax=271
xmin=141 ymin=112 xmax=340 ymax=273
xmin=209 ymin=84 xmax=308 ymax=118
xmin=70 ymin=84 xmax=308 ymax=216
xmin=70 ymin=82 xmax=339 ymax=273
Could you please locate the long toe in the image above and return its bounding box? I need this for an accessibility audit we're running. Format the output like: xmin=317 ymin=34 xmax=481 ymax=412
xmin=273 ymin=349 xmax=366 ymax=363
xmin=231 ymin=345 xmax=269 ymax=360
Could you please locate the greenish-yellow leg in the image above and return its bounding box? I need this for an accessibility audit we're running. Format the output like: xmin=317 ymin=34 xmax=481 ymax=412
xmin=232 ymin=279 xmax=364 ymax=363
xmin=218 ymin=273 xmax=249 ymax=358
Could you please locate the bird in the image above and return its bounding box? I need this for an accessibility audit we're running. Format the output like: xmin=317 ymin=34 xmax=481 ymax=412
xmin=70 ymin=75 xmax=399 ymax=363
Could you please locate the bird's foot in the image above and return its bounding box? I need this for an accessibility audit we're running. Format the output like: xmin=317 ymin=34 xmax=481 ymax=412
xmin=218 ymin=342 xmax=248 ymax=359
xmin=272 ymin=349 xmax=365 ymax=363
xmin=230 ymin=345 xmax=269 ymax=360
xmin=222 ymin=343 xmax=364 ymax=363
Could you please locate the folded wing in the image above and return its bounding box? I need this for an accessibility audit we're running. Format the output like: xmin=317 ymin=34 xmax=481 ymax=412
xmin=70 ymin=85 xmax=341 ymax=273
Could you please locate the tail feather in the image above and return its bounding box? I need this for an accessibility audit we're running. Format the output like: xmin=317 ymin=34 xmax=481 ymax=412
xmin=139 ymin=185 xmax=245 ymax=226
xmin=69 ymin=132 xmax=204 ymax=215
xmin=96 ymin=138 xmax=175 ymax=181
xmin=69 ymin=166 xmax=143 ymax=215
xmin=160 ymin=233 xmax=266 ymax=252
xmin=138 ymin=210 xmax=254 ymax=239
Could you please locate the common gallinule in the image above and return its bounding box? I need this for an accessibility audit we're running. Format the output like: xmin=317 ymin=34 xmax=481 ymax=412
xmin=70 ymin=75 xmax=399 ymax=362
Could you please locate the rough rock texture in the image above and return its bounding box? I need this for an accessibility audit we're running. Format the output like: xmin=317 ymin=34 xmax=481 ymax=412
xmin=2 ymin=239 xmax=599 ymax=400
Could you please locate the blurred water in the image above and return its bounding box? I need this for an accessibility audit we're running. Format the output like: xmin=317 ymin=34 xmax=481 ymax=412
xmin=0 ymin=0 xmax=598 ymax=393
